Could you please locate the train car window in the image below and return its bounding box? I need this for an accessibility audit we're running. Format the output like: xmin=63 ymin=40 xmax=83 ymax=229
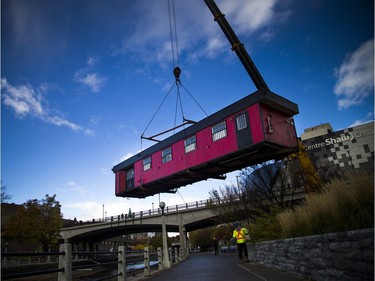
xmin=212 ymin=121 xmax=227 ymax=142
xmin=162 ymin=147 xmax=172 ymax=163
xmin=143 ymin=157 xmax=151 ymax=171
xmin=125 ymin=168 xmax=134 ymax=189
xmin=184 ymin=135 xmax=197 ymax=153
xmin=236 ymin=114 xmax=248 ymax=130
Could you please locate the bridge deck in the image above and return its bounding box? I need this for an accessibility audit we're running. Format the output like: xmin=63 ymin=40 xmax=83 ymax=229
xmin=136 ymin=252 xmax=304 ymax=281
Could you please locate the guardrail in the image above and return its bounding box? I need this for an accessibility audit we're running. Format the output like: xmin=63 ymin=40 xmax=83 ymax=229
xmin=1 ymin=244 xmax=188 ymax=281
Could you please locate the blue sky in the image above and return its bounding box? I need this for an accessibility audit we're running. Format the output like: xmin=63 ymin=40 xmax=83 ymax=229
xmin=2 ymin=0 xmax=374 ymax=221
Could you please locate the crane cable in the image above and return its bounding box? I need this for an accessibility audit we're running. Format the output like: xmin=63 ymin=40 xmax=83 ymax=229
xmin=168 ymin=0 xmax=192 ymax=173
xmin=141 ymin=0 xmax=208 ymax=151
xmin=168 ymin=0 xmax=184 ymax=132
xmin=168 ymin=0 xmax=180 ymax=71
xmin=168 ymin=0 xmax=208 ymax=123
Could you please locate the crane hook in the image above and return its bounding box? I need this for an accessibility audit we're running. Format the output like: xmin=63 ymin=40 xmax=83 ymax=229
xmin=173 ymin=67 xmax=181 ymax=83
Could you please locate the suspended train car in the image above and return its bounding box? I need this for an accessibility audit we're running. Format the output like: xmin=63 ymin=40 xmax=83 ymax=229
xmin=112 ymin=0 xmax=299 ymax=198
xmin=113 ymin=90 xmax=298 ymax=198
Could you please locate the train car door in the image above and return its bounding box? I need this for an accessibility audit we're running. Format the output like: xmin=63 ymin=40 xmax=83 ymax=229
xmin=235 ymin=111 xmax=252 ymax=148
xmin=125 ymin=167 xmax=135 ymax=190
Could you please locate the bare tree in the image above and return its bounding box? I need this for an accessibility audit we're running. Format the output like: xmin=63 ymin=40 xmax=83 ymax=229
xmin=1 ymin=183 xmax=12 ymax=203
xmin=239 ymin=160 xmax=301 ymax=208
xmin=208 ymin=184 xmax=261 ymax=227
xmin=208 ymin=160 xmax=301 ymax=226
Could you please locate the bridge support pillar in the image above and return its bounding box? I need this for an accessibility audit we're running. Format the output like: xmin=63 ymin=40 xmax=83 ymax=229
xmin=178 ymin=213 xmax=187 ymax=256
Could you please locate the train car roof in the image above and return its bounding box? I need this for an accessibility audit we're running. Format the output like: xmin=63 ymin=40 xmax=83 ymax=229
xmin=112 ymin=89 xmax=298 ymax=172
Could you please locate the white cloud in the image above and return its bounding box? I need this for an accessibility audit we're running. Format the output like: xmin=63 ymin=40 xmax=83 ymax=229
xmin=45 ymin=116 xmax=81 ymax=131
xmin=74 ymin=57 xmax=106 ymax=93
xmin=334 ymin=39 xmax=374 ymax=110
xmin=75 ymin=72 xmax=106 ymax=93
xmin=87 ymin=56 xmax=96 ymax=67
xmin=113 ymin=1 xmax=290 ymax=65
xmin=90 ymin=115 xmax=101 ymax=125
xmin=74 ymin=71 xmax=106 ymax=93
xmin=63 ymin=200 xmax=102 ymax=221
xmin=205 ymin=36 xmax=227 ymax=59
xmin=220 ymin=0 xmax=278 ymax=33
xmin=1 ymin=78 xmax=95 ymax=135
xmin=67 ymin=181 xmax=88 ymax=195
xmin=62 ymin=200 xmax=131 ymax=221
xmin=100 ymin=167 xmax=110 ymax=176
xmin=1 ymin=78 xmax=44 ymax=117
xmin=83 ymin=129 xmax=95 ymax=137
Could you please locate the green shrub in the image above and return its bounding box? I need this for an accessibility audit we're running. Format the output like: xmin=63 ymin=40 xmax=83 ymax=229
xmin=278 ymin=172 xmax=374 ymax=238
xmin=248 ymin=207 xmax=283 ymax=242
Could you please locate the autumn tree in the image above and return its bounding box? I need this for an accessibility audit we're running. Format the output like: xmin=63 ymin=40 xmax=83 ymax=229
xmin=148 ymin=234 xmax=173 ymax=249
xmin=189 ymin=227 xmax=216 ymax=251
xmin=285 ymin=141 xmax=342 ymax=193
xmin=148 ymin=235 xmax=161 ymax=249
xmin=211 ymin=224 xmax=232 ymax=243
xmin=4 ymin=194 xmax=63 ymax=251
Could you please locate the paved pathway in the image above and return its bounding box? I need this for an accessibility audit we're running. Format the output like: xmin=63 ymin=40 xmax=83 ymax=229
xmin=137 ymin=253 xmax=305 ymax=281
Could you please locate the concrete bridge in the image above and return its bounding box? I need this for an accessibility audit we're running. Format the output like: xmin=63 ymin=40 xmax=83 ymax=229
xmin=60 ymin=199 xmax=217 ymax=248
xmin=60 ymin=191 xmax=306 ymax=249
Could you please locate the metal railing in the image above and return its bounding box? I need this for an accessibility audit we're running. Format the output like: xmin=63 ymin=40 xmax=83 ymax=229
xmin=1 ymin=251 xmax=65 ymax=280
xmin=1 ymin=244 xmax=188 ymax=281
xmin=72 ymin=199 xmax=211 ymax=226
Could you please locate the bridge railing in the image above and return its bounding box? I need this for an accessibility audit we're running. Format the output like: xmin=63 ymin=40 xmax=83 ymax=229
xmin=72 ymin=199 xmax=213 ymax=226
xmin=2 ymin=244 xmax=187 ymax=281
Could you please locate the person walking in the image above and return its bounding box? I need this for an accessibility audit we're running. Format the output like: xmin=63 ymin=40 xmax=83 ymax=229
xmin=232 ymin=221 xmax=249 ymax=263
xmin=213 ymin=237 xmax=219 ymax=255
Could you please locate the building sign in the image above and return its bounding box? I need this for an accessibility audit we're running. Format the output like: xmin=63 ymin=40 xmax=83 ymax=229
xmin=302 ymin=122 xmax=374 ymax=171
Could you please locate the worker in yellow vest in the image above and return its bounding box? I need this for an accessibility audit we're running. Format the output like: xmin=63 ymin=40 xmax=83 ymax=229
xmin=232 ymin=221 xmax=249 ymax=262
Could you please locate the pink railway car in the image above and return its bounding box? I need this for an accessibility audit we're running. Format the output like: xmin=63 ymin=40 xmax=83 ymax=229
xmin=113 ymin=90 xmax=298 ymax=198
xmin=113 ymin=0 xmax=299 ymax=198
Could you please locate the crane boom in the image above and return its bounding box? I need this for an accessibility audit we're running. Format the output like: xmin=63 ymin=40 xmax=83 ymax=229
xmin=204 ymin=0 xmax=270 ymax=91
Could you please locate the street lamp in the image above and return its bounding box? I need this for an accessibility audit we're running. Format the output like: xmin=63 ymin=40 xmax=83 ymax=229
xmin=159 ymin=201 xmax=171 ymax=269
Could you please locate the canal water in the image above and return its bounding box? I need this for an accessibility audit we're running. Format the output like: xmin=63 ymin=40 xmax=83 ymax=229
xmin=8 ymin=260 xmax=160 ymax=281
xmin=73 ymin=260 xmax=159 ymax=280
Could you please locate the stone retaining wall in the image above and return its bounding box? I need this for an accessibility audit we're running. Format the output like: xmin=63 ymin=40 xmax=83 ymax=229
xmin=251 ymin=228 xmax=374 ymax=281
